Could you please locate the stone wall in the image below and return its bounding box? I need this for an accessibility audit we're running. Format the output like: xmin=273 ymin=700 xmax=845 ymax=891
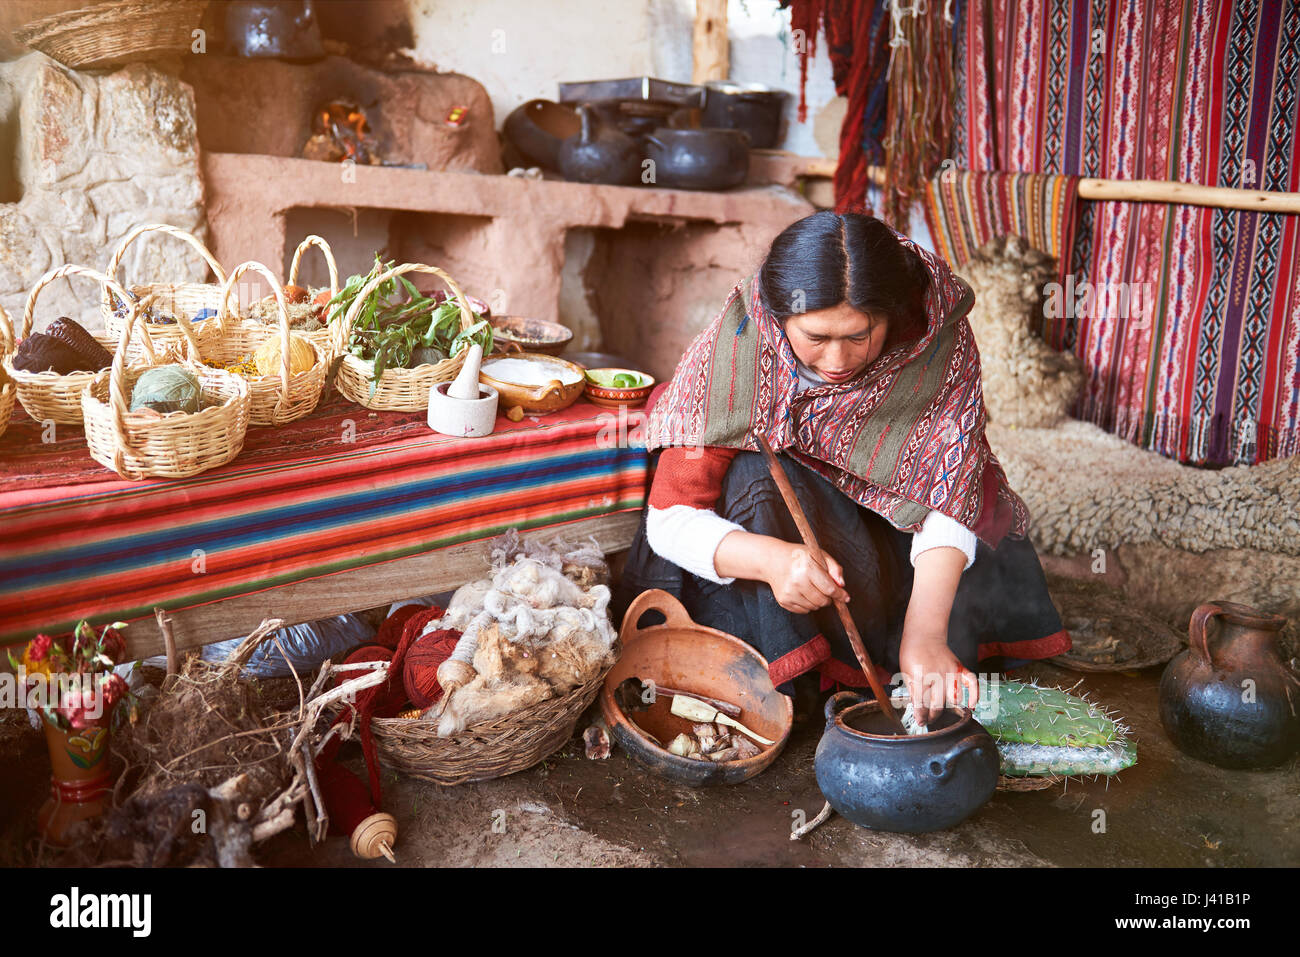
xmin=0 ymin=52 xmax=208 ymax=336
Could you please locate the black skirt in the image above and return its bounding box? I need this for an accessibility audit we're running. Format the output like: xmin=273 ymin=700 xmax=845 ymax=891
xmin=614 ymin=450 xmax=1070 ymax=693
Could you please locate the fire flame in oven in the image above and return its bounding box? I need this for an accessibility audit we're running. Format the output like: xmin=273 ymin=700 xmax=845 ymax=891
xmin=312 ymin=101 xmax=377 ymax=164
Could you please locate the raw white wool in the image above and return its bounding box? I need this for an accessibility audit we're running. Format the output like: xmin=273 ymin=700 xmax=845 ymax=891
xmin=960 ymin=235 xmax=1084 ymax=429
xmin=481 ymin=357 xmax=582 ymax=386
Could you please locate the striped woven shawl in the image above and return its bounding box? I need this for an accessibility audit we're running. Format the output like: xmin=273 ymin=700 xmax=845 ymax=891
xmin=645 ymin=238 xmax=1029 ymax=546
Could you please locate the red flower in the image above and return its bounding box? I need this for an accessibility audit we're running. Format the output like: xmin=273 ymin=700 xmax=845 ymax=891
xmin=99 ymin=627 xmax=126 ymax=666
xmin=26 ymin=633 xmax=55 ymax=663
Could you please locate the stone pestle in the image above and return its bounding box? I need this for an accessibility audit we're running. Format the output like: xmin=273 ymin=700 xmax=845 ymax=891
xmin=448 ymin=343 xmax=483 ymax=400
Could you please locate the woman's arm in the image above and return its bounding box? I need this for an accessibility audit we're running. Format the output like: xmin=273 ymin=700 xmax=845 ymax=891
xmin=898 ymin=544 xmax=979 ymax=724
xmin=713 ymin=531 xmax=849 ymax=614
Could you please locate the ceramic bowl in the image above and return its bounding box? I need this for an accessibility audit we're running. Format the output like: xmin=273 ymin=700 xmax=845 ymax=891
xmin=583 ymin=367 xmax=655 ymax=408
xmin=601 ymin=589 xmax=793 ymax=787
xmin=491 ymin=315 xmax=574 ymax=356
xmin=479 ymin=352 xmax=586 ymax=413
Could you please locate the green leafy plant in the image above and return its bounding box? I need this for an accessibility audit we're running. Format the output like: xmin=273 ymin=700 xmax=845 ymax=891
xmin=326 ymin=255 xmax=494 ymax=395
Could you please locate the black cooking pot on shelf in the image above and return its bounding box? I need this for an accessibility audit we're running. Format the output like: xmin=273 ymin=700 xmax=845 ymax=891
xmin=226 ymin=0 xmax=323 ymax=59
xmin=558 ymin=104 xmax=642 ymax=186
xmin=641 ymin=127 xmax=750 ymax=191
xmin=701 ymin=81 xmax=787 ymax=150
xmin=504 ymin=99 xmax=581 ymax=171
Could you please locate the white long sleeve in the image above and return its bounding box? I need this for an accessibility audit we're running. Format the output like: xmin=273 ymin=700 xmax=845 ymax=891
xmin=910 ymin=510 xmax=977 ymax=570
xmin=645 ymin=504 xmax=745 ymax=584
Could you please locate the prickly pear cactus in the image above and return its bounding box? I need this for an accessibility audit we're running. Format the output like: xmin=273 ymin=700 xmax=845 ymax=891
xmin=973 ymin=679 xmax=1136 ymax=776
xmin=899 ymin=679 xmax=1137 ymax=777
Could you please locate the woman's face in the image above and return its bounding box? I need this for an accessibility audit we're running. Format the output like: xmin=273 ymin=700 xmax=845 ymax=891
xmin=784 ymin=303 xmax=888 ymax=383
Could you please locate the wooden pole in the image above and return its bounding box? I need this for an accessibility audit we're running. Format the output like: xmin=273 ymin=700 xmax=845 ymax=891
xmin=1075 ymin=177 xmax=1300 ymax=214
xmin=692 ymin=0 xmax=729 ymax=84
xmin=858 ymin=164 xmax=1300 ymax=213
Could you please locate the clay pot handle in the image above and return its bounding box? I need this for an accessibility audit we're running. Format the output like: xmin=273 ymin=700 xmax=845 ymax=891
xmin=1188 ymin=603 xmax=1223 ymax=665
xmin=929 ymin=733 xmax=991 ymax=782
xmin=618 ymin=588 xmax=695 ymax=642
xmin=824 ymin=690 xmax=866 ymax=725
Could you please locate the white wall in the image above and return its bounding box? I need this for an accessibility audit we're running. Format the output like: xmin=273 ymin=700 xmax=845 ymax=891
xmin=406 ymin=0 xmax=841 ymax=157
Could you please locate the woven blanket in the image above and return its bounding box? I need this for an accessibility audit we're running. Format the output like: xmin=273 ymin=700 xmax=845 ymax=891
xmin=0 ymin=399 xmax=647 ymax=645
xmin=954 ymin=0 xmax=1300 ymax=466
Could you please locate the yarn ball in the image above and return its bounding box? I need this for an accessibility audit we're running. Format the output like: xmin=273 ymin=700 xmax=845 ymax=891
xmin=402 ymin=628 xmax=461 ymax=709
xmin=335 ymin=644 xmax=407 ymax=718
xmin=129 ymin=365 xmax=202 ymax=414
xmin=253 ymin=331 xmax=316 ymax=377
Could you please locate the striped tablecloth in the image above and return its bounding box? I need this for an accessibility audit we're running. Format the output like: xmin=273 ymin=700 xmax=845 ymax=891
xmin=0 ymin=398 xmax=648 ymax=646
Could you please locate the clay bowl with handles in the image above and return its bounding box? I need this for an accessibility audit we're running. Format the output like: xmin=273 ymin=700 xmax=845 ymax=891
xmin=600 ymin=589 xmax=793 ymax=786
xmin=478 ymin=351 xmax=586 ymax=413
xmin=583 ymin=367 xmax=655 ymax=409
xmin=490 ymin=315 xmax=573 ymax=356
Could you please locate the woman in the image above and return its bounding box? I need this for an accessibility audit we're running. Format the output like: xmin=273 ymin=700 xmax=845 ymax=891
xmin=617 ymin=212 xmax=1070 ymax=724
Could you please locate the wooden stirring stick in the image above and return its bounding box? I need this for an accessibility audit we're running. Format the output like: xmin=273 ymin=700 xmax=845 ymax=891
xmin=756 ymin=435 xmax=906 ymax=731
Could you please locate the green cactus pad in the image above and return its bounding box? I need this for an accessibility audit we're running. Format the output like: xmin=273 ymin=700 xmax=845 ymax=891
xmin=972 ymin=679 xmax=1136 ymax=776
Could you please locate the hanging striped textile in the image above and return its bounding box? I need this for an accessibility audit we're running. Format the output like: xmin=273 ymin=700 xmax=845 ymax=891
xmin=954 ymin=0 xmax=1300 ymax=466
xmin=922 ymin=170 xmax=1081 ymax=268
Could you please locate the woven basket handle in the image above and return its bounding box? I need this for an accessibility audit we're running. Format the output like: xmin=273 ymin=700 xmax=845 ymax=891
xmin=22 ymin=264 xmax=158 ymax=362
xmin=218 ymin=261 xmax=295 ymax=403
xmin=338 ymin=262 xmax=474 ymax=358
xmin=103 ymin=223 xmax=227 ymax=312
xmin=108 ymin=288 xmax=203 ymax=446
xmin=0 ymin=302 xmax=13 ymax=358
xmin=288 ymin=235 xmax=340 ymax=299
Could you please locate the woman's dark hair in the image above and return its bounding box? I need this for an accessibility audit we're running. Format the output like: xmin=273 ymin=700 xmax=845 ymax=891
xmin=758 ymin=211 xmax=931 ymax=350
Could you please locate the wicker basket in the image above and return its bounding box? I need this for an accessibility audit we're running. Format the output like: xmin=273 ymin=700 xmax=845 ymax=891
xmin=194 ymin=262 xmax=328 ymax=427
xmin=0 ymin=305 xmax=15 ymax=442
xmin=14 ymin=1 xmax=209 ymax=71
xmin=82 ymin=292 xmax=250 ymax=480
xmin=369 ymin=669 xmax=610 ymax=786
xmin=1 ymin=265 xmax=152 ymax=426
xmin=287 ymin=235 xmax=341 ymax=356
xmin=103 ymin=223 xmax=230 ymax=360
xmin=334 ymin=262 xmax=477 ymax=412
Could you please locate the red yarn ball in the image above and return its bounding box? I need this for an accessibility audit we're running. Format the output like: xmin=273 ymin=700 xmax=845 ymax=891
xmin=336 ymin=644 xmax=406 ymax=718
xmin=402 ymin=628 xmax=462 ymax=710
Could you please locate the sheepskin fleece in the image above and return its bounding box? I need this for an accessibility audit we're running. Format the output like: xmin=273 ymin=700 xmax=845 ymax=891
xmin=989 ymin=420 xmax=1300 ymax=557
xmin=961 ymin=236 xmax=1084 ymax=429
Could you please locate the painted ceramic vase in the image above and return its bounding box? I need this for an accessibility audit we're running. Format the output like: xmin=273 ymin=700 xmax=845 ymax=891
xmin=37 ymin=717 xmax=114 ymax=845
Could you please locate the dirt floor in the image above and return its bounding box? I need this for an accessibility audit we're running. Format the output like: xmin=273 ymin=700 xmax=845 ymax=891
xmin=258 ymin=661 xmax=1298 ymax=868
xmin=4 ymin=594 xmax=1297 ymax=870
xmin=7 ymin=658 xmax=1292 ymax=868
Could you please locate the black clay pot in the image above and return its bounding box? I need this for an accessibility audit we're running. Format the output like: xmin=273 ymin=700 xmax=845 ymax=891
xmin=815 ymin=692 xmax=999 ymax=833
xmin=1159 ymin=601 xmax=1299 ymax=769
xmin=701 ymin=81 xmax=787 ymax=150
xmin=642 ymin=127 xmax=750 ymax=191
xmin=558 ymin=105 xmax=642 ymax=186
xmin=226 ymin=0 xmax=323 ymax=59
xmin=503 ymin=99 xmax=581 ymax=171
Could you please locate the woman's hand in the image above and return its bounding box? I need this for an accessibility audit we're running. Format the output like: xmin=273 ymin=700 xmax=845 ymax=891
xmin=765 ymin=543 xmax=850 ymax=614
xmin=898 ymin=631 xmax=978 ymax=727
xmin=713 ymin=532 xmax=849 ymax=614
